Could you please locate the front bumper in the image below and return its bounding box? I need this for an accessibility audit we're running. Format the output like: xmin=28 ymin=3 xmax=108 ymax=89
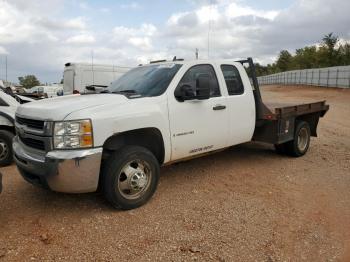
xmin=13 ymin=136 xmax=102 ymax=193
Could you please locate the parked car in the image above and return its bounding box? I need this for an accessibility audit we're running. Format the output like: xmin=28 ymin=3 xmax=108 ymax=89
xmin=63 ymin=63 xmax=131 ymax=94
xmin=0 ymin=88 xmax=34 ymax=166
xmin=13 ymin=58 xmax=329 ymax=209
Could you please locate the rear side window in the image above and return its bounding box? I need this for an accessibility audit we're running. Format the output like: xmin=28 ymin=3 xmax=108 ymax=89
xmin=178 ymin=64 xmax=220 ymax=97
xmin=220 ymin=65 xmax=244 ymax=95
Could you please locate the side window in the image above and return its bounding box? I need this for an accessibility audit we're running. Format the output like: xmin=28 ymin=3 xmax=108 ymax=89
xmin=220 ymin=65 xmax=244 ymax=95
xmin=178 ymin=64 xmax=220 ymax=97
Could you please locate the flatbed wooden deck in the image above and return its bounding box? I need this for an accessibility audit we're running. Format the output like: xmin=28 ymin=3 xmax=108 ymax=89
xmin=263 ymin=101 xmax=329 ymax=120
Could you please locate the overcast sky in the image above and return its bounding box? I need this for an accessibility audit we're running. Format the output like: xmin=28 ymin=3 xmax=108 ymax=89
xmin=0 ymin=0 xmax=349 ymax=83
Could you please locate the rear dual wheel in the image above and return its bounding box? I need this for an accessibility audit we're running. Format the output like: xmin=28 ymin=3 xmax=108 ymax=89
xmin=275 ymin=121 xmax=311 ymax=157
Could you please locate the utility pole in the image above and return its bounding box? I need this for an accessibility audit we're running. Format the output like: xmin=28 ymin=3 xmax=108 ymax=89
xmin=207 ymin=0 xmax=213 ymax=59
xmin=5 ymin=55 xmax=7 ymax=83
xmin=91 ymin=50 xmax=94 ymax=85
xmin=195 ymin=48 xmax=199 ymax=60
xmin=207 ymin=17 xmax=211 ymax=59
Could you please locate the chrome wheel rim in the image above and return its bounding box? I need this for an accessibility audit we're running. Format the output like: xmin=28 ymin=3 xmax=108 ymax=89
xmin=117 ymin=160 xmax=151 ymax=200
xmin=0 ymin=140 xmax=8 ymax=161
xmin=297 ymin=127 xmax=309 ymax=152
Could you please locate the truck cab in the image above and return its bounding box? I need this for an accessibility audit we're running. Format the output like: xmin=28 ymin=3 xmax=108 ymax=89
xmin=13 ymin=58 xmax=328 ymax=209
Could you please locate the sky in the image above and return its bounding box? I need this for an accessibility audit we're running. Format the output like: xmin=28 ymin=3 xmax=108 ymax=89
xmin=0 ymin=0 xmax=349 ymax=83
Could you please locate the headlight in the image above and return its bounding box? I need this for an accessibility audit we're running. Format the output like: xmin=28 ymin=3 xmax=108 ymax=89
xmin=53 ymin=119 xmax=93 ymax=149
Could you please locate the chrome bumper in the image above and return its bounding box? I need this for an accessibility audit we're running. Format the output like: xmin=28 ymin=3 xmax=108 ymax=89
xmin=13 ymin=136 xmax=102 ymax=193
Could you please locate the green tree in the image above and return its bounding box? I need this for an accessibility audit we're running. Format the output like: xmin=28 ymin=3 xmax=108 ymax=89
xmin=293 ymin=46 xmax=319 ymax=69
xmin=18 ymin=75 xmax=41 ymax=89
xmin=322 ymin=33 xmax=338 ymax=52
xmin=276 ymin=50 xmax=293 ymax=71
xmin=321 ymin=33 xmax=340 ymax=66
xmin=254 ymin=63 xmax=269 ymax=77
xmin=338 ymin=43 xmax=350 ymax=65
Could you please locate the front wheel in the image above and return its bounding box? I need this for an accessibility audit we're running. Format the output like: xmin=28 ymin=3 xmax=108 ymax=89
xmin=101 ymin=146 xmax=160 ymax=210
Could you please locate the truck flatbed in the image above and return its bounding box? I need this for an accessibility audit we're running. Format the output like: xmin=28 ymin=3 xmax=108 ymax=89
xmin=252 ymin=99 xmax=329 ymax=144
xmin=264 ymin=100 xmax=329 ymax=120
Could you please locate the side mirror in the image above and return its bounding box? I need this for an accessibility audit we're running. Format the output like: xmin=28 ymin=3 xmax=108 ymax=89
xmin=196 ymin=74 xmax=210 ymax=100
xmin=174 ymin=84 xmax=195 ymax=102
xmin=174 ymin=74 xmax=211 ymax=102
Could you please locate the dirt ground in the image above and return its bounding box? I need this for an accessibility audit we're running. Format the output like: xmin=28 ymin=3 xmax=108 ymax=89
xmin=0 ymin=85 xmax=349 ymax=261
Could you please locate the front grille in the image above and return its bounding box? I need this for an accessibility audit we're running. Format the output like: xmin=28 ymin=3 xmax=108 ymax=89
xmin=19 ymin=135 xmax=46 ymax=151
xmin=16 ymin=116 xmax=45 ymax=130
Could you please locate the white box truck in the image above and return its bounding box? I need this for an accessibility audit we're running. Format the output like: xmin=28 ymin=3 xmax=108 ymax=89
xmin=63 ymin=63 xmax=131 ymax=94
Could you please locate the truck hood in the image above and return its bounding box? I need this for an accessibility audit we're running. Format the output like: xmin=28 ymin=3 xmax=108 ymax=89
xmin=16 ymin=94 xmax=128 ymax=120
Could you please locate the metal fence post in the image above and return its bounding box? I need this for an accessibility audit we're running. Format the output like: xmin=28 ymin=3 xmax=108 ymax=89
xmin=306 ymin=70 xmax=308 ymax=85
xmin=327 ymin=68 xmax=330 ymax=87
xmin=335 ymin=68 xmax=339 ymax=87
xmin=318 ymin=69 xmax=321 ymax=86
xmin=311 ymin=70 xmax=314 ymax=85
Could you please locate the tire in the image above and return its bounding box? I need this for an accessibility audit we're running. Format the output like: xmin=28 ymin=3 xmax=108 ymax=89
xmin=101 ymin=146 xmax=160 ymax=210
xmin=0 ymin=130 xmax=14 ymax=167
xmin=284 ymin=121 xmax=311 ymax=157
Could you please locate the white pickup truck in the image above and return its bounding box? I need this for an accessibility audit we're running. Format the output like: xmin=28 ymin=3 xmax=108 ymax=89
xmin=13 ymin=58 xmax=329 ymax=209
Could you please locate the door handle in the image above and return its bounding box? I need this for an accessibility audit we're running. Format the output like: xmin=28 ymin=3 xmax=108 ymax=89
xmin=213 ymin=105 xmax=226 ymax=111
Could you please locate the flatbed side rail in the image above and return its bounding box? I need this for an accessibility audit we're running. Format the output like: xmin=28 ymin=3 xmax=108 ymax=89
xmin=273 ymin=101 xmax=329 ymax=119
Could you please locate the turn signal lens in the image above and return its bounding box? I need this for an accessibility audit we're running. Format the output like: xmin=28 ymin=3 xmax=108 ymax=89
xmin=80 ymin=134 xmax=93 ymax=147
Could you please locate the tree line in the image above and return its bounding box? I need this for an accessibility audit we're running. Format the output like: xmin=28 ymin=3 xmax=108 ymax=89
xmin=255 ymin=33 xmax=350 ymax=77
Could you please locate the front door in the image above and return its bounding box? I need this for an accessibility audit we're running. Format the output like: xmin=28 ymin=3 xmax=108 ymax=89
xmin=167 ymin=64 xmax=229 ymax=161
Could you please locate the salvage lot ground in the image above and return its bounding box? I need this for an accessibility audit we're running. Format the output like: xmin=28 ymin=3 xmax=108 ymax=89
xmin=1 ymin=85 xmax=349 ymax=261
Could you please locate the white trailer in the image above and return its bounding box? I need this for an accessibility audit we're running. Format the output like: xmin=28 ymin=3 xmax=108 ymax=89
xmin=27 ymin=84 xmax=64 ymax=98
xmin=63 ymin=63 xmax=131 ymax=94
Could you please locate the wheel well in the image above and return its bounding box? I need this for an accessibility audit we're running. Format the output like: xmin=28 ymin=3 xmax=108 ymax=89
xmin=0 ymin=125 xmax=15 ymax=134
xmin=102 ymin=128 xmax=165 ymax=164
xmin=296 ymin=113 xmax=321 ymax=137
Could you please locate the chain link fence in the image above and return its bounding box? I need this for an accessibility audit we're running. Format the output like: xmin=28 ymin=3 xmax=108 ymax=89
xmin=258 ymin=66 xmax=350 ymax=88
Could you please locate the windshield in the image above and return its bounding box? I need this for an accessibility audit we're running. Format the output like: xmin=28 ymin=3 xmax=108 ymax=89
xmin=107 ymin=63 xmax=182 ymax=97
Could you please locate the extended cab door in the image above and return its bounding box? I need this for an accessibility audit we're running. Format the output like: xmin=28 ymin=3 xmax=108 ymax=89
xmin=217 ymin=63 xmax=256 ymax=145
xmin=167 ymin=63 xmax=229 ymax=161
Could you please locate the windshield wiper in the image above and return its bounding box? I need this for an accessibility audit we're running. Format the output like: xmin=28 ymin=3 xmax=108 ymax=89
xmin=112 ymin=89 xmax=138 ymax=94
xmin=112 ymin=90 xmax=142 ymax=98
